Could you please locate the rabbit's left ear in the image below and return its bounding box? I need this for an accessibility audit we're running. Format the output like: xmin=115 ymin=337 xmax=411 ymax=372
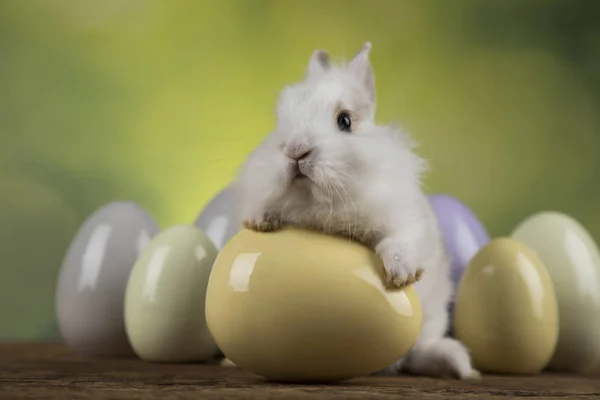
xmin=306 ymin=49 xmax=330 ymax=79
xmin=348 ymin=42 xmax=375 ymax=102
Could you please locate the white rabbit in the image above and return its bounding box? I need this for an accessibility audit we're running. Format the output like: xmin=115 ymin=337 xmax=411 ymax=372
xmin=233 ymin=42 xmax=479 ymax=379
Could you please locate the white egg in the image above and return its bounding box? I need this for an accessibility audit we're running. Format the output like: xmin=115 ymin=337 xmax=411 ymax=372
xmin=512 ymin=211 xmax=600 ymax=373
xmin=55 ymin=201 xmax=159 ymax=356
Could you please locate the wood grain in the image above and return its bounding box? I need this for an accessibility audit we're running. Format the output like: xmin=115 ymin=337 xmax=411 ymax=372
xmin=1 ymin=343 xmax=599 ymax=399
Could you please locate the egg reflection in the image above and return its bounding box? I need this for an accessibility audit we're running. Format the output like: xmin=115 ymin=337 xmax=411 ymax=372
xmin=228 ymin=252 xmax=261 ymax=292
xmin=353 ymin=266 xmax=415 ymax=317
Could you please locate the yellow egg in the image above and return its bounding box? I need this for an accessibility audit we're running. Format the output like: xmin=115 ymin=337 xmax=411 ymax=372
xmin=124 ymin=225 xmax=219 ymax=363
xmin=512 ymin=211 xmax=600 ymax=373
xmin=454 ymin=237 xmax=559 ymax=374
xmin=205 ymin=228 xmax=423 ymax=383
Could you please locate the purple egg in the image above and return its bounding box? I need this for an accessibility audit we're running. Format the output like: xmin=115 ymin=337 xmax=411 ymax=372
xmin=428 ymin=194 xmax=490 ymax=287
xmin=429 ymin=194 xmax=490 ymax=336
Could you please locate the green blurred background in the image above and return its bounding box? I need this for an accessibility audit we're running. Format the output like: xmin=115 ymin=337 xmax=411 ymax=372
xmin=1 ymin=0 xmax=599 ymax=340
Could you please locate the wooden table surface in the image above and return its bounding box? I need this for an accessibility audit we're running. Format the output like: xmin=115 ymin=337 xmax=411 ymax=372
xmin=1 ymin=343 xmax=600 ymax=399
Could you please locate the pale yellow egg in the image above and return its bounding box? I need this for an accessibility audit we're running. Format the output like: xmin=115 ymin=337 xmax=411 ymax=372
xmin=125 ymin=225 xmax=219 ymax=363
xmin=205 ymin=227 xmax=423 ymax=383
xmin=454 ymin=237 xmax=559 ymax=374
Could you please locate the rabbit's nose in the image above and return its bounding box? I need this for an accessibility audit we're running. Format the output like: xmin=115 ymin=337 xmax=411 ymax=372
xmin=294 ymin=150 xmax=312 ymax=161
xmin=288 ymin=148 xmax=312 ymax=161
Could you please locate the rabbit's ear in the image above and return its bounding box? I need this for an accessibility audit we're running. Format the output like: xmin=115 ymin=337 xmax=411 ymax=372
xmin=306 ymin=49 xmax=330 ymax=79
xmin=348 ymin=42 xmax=375 ymax=102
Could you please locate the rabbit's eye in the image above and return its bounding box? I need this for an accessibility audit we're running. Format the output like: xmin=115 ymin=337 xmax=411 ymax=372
xmin=336 ymin=112 xmax=352 ymax=133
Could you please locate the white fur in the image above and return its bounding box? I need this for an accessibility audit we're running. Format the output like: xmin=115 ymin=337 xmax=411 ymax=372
xmin=233 ymin=43 xmax=478 ymax=380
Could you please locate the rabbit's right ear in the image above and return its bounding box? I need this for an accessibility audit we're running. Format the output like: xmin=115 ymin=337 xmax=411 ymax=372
xmin=347 ymin=42 xmax=375 ymax=102
xmin=306 ymin=49 xmax=330 ymax=79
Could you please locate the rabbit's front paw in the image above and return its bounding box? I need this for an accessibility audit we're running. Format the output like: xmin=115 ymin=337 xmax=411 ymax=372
xmin=376 ymin=238 xmax=423 ymax=290
xmin=243 ymin=213 xmax=282 ymax=232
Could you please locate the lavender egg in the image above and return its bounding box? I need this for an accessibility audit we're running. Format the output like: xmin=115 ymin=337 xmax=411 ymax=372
xmin=194 ymin=184 xmax=242 ymax=250
xmin=428 ymin=194 xmax=490 ymax=289
xmin=56 ymin=201 xmax=159 ymax=357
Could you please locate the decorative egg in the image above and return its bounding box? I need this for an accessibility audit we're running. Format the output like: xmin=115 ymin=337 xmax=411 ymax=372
xmin=428 ymin=194 xmax=490 ymax=286
xmin=205 ymin=227 xmax=423 ymax=383
xmin=194 ymin=185 xmax=241 ymax=250
xmin=512 ymin=211 xmax=600 ymax=373
xmin=55 ymin=201 xmax=159 ymax=357
xmin=454 ymin=238 xmax=559 ymax=374
xmin=124 ymin=224 xmax=219 ymax=363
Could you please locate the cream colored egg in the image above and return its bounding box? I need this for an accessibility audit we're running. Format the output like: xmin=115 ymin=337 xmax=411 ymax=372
xmin=512 ymin=211 xmax=600 ymax=373
xmin=205 ymin=227 xmax=423 ymax=383
xmin=125 ymin=224 xmax=219 ymax=362
xmin=454 ymin=237 xmax=559 ymax=374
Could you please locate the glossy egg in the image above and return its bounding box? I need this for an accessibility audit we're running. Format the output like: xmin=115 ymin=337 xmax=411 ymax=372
xmin=125 ymin=224 xmax=219 ymax=363
xmin=56 ymin=201 xmax=159 ymax=357
xmin=428 ymin=194 xmax=490 ymax=287
xmin=194 ymin=185 xmax=241 ymax=250
xmin=512 ymin=211 xmax=600 ymax=373
xmin=205 ymin=228 xmax=423 ymax=383
xmin=454 ymin=238 xmax=559 ymax=374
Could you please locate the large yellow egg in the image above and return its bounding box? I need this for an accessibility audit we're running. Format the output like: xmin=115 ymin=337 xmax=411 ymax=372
xmin=205 ymin=228 xmax=422 ymax=383
xmin=454 ymin=238 xmax=559 ymax=374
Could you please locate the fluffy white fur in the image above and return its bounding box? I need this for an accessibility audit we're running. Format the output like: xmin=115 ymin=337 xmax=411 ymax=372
xmin=233 ymin=42 xmax=479 ymax=379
